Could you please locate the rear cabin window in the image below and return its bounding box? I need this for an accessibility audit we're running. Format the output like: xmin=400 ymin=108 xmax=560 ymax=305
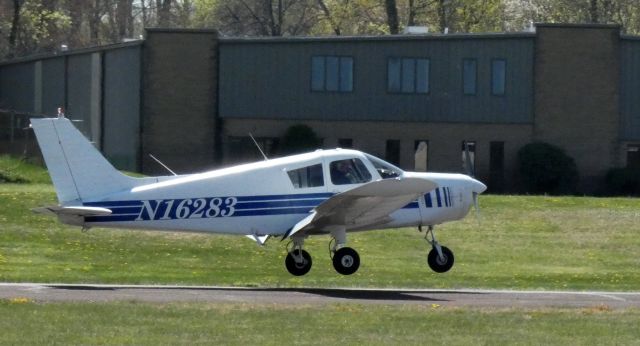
xmin=330 ymin=158 xmax=372 ymax=185
xmin=287 ymin=164 xmax=324 ymax=189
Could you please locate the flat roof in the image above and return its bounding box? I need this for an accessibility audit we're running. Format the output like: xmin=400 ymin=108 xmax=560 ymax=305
xmin=219 ymin=31 xmax=536 ymax=44
xmin=0 ymin=40 xmax=143 ymax=66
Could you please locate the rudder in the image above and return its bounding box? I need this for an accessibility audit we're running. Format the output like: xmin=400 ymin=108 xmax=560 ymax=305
xmin=31 ymin=118 xmax=137 ymax=205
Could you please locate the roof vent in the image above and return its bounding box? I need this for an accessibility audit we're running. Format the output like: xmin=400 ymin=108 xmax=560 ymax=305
xmin=403 ymin=26 xmax=429 ymax=35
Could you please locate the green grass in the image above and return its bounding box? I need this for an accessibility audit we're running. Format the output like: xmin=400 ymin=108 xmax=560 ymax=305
xmin=1 ymin=300 xmax=639 ymax=345
xmin=0 ymin=155 xmax=51 ymax=184
xmin=1 ymin=155 xmax=640 ymax=290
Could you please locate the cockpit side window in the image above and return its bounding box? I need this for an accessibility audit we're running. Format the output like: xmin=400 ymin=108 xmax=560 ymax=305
xmin=365 ymin=154 xmax=403 ymax=179
xmin=330 ymin=158 xmax=372 ymax=185
xmin=287 ymin=164 xmax=324 ymax=189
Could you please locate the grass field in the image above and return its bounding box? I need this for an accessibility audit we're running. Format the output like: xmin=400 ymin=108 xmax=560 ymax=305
xmin=2 ymin=156 xmax=640 ymax=344
xmin=1 ymin=300 xmax=639 ymax=345
xmin=1 ymin=155 xmax=639 ymax=290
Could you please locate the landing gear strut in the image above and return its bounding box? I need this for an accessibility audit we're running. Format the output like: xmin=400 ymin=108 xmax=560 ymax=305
xmin=285 ymin=237 xmax=312 ymax=276
xmin=422 ymin=225 xmax=454 ymax=273
xmin=329 ymin=227 xmax=360 ymax=275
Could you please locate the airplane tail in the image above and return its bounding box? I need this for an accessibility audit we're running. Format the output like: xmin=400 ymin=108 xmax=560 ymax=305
xmin=30 ymin=117 xmax=141 ymax=205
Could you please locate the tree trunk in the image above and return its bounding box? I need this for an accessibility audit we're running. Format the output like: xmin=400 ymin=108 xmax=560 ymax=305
xmin=589 ymin=0 xmax=599 ymax=23
xmin=407 ymin=0 xmax=416 ymax=27
xmin=317 ymin=0 xmax=341 ymax=35
xmin=8 ymin=0 xmax=22 ymax=57
xmin=437 ymin=0 xmax=447 ymax=33
xmin=157 ymin=0 xmax=173 ymax=26
xmin=89 ymin=0 xmax=103 ymax=44
xmin=117 ymin=0 xmax=133 ymax=39
xmin=384 ymin=0 xmax=399 ymax=34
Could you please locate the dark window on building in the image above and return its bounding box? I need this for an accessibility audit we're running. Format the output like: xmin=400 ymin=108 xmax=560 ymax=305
xmin=311 ymin=56 xmax=353 ymax=92
xmin=463 ymin=59 xmax=477 ymax=95
xmin=492 ymin=59 xmax=506 ymax=95
xmin=414 ymin=140 xmax=429 ymax=172
xmin=388 ymin=57 xmax=429 ymax=94
xmin=461 ymin=141 xmax=476 ymax=175
xmin=330 ymin=158 xmax=372 ymax=185
xmin=338 ymin=138 xmax=353 ymax=148
xmin=386 ymin=139 xmax=401 ymax=166
xmin=627 ymin=145 xmax=640 ymax=168
xmin=489 ymin=141 xmax=505 ymax=192
xmin=287 ymin=164 xmax=324 ymax=189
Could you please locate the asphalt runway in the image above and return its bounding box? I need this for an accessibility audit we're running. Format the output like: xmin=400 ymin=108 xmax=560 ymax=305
xmin=2 ymin=283 xmax=640 ymax=309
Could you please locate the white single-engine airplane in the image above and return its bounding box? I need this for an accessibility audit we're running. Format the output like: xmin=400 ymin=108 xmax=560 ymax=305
xmin=30 ymin=117 xmax=486 ymax=276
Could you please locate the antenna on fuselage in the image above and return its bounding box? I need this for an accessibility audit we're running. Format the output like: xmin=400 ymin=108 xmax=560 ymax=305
xmin=148 ymin=154 xmax=178 ymax=176
xmin=249 ymin=133 xmax=269 ymax=161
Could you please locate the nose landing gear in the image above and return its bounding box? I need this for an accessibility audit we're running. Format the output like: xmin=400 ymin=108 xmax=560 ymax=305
xmin=422 ymin=225 xmax=455 ymax=273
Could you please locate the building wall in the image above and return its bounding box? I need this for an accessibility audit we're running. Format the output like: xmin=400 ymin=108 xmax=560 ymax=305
xmin=219 ymin=35 xmax=534 ymax=124
xmin=40 ymin=57 xmax=65 ymax=115
xmin=534 ymin=24 xmax=621 ymax=191
xmin=103 ymin=45 xmax=142 ymax=171
xmin=0 ymin=43 xmax=143 ymax=171
xmin=222 ymin=118 xmax=533 ymax=191
xmin=142 ymin=29 xmax=219 ymax=175
xmin=620 ymin=38 xmax=640 ymax=141
xmin=0 ymin=62 xmax=34 ymax=112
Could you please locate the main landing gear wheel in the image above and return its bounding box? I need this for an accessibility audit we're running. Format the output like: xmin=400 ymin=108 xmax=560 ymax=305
xmin=332 ymin=247 xmax=360 ymax=275
xmin=427 ymin=246 xmax=454 ymax=273
xmin=285 ymin=249 xmax=312 ymax=276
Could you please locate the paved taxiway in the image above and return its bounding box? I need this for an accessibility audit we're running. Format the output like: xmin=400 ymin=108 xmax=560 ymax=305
xmin=1 ymin=283 xmax=640 ymax=309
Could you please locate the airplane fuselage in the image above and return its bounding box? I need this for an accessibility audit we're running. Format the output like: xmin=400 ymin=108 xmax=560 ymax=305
xmin=81 ymin=151 xmax=478 ymax=236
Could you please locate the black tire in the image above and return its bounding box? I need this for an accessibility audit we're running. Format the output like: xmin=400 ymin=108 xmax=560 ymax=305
xmin=332 ymin=247 xmax=360 ymax=275
xmin=427 ymin=246 xmax=454 ymax=273
xmin=285 ymin=249 xmax=312 ymax=276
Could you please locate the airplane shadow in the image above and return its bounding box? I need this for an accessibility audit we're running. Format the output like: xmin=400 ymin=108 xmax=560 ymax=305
xmin=45 ymin=285 xmax=490 ymax=303
xmin=278 ymin=288 xmax=447 ymax=302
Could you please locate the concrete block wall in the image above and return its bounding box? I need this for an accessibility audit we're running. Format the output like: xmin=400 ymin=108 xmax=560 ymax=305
xmin=534 ymin=24 xmax=621 ymax=191
xmin=142 ymin=28 xmax=219 ymax=175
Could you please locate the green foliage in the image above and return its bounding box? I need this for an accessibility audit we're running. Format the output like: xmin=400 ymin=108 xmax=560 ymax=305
xmin=279 ymin=124 xmax=322 ymax=155
xmin=605 ymin=167 xmax=640 ymax=196
xmin=15 ymin=1 xmax=71 ymax=54
xmin=517 ymin=142 xmax=578 ymax=195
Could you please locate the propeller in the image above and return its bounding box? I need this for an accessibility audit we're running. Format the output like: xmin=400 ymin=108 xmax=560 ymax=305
xmin=463 ymin=140 xmax=475 ymax=178
xmin=463 ymin=141 xmax=481 ymax=222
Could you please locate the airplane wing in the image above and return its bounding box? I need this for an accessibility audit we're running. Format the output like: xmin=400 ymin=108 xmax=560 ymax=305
xmin=284 ymin=177 xmax=437 ymax=239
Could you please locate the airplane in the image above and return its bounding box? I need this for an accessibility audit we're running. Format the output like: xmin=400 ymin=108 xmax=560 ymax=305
xmin=30 ymin=117 xmax=487 ymax=276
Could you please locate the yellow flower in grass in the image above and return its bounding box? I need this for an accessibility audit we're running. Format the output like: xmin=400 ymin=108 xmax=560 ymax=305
xmin=9 ymin=297 xmax=31 ymax=304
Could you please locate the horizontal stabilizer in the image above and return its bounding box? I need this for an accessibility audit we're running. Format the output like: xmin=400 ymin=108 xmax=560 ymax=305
xmin=32 ymin=205 xmax=113 ymax=217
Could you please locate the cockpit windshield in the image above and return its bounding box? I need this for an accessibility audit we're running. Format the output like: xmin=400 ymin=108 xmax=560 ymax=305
xmin=365 ymin=154 xmax=403 ymax=179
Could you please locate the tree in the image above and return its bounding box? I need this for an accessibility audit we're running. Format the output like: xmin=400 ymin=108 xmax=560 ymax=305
xmin=383 ymin=0 xmax=399 ymax=34
xmin=213 ymin=0 xmax=319 ymax=36
xmin=8 ymin=0 xmax=24 ymax=58
xmin=517 ymin=142 xmax=578 ymax=195
xmin=280 ymin=124 xmax=322 ymax=155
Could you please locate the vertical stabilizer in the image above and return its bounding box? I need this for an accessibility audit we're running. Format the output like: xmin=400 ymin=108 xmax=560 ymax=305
xmin=30 ymin=118 xmax=137 ymax=205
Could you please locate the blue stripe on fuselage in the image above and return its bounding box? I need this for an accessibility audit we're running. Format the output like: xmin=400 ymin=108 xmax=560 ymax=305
xmin=84 ymin=192 xmax=422 ymax=223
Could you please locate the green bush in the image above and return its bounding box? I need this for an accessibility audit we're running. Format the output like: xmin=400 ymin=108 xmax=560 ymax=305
xmin=517 ymin=142 xmax=578 ymax=194
xmin=280 ymin=124 xmax=321 ymax=155
xmin=604 ymin=167 xmax=640 ymax=196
